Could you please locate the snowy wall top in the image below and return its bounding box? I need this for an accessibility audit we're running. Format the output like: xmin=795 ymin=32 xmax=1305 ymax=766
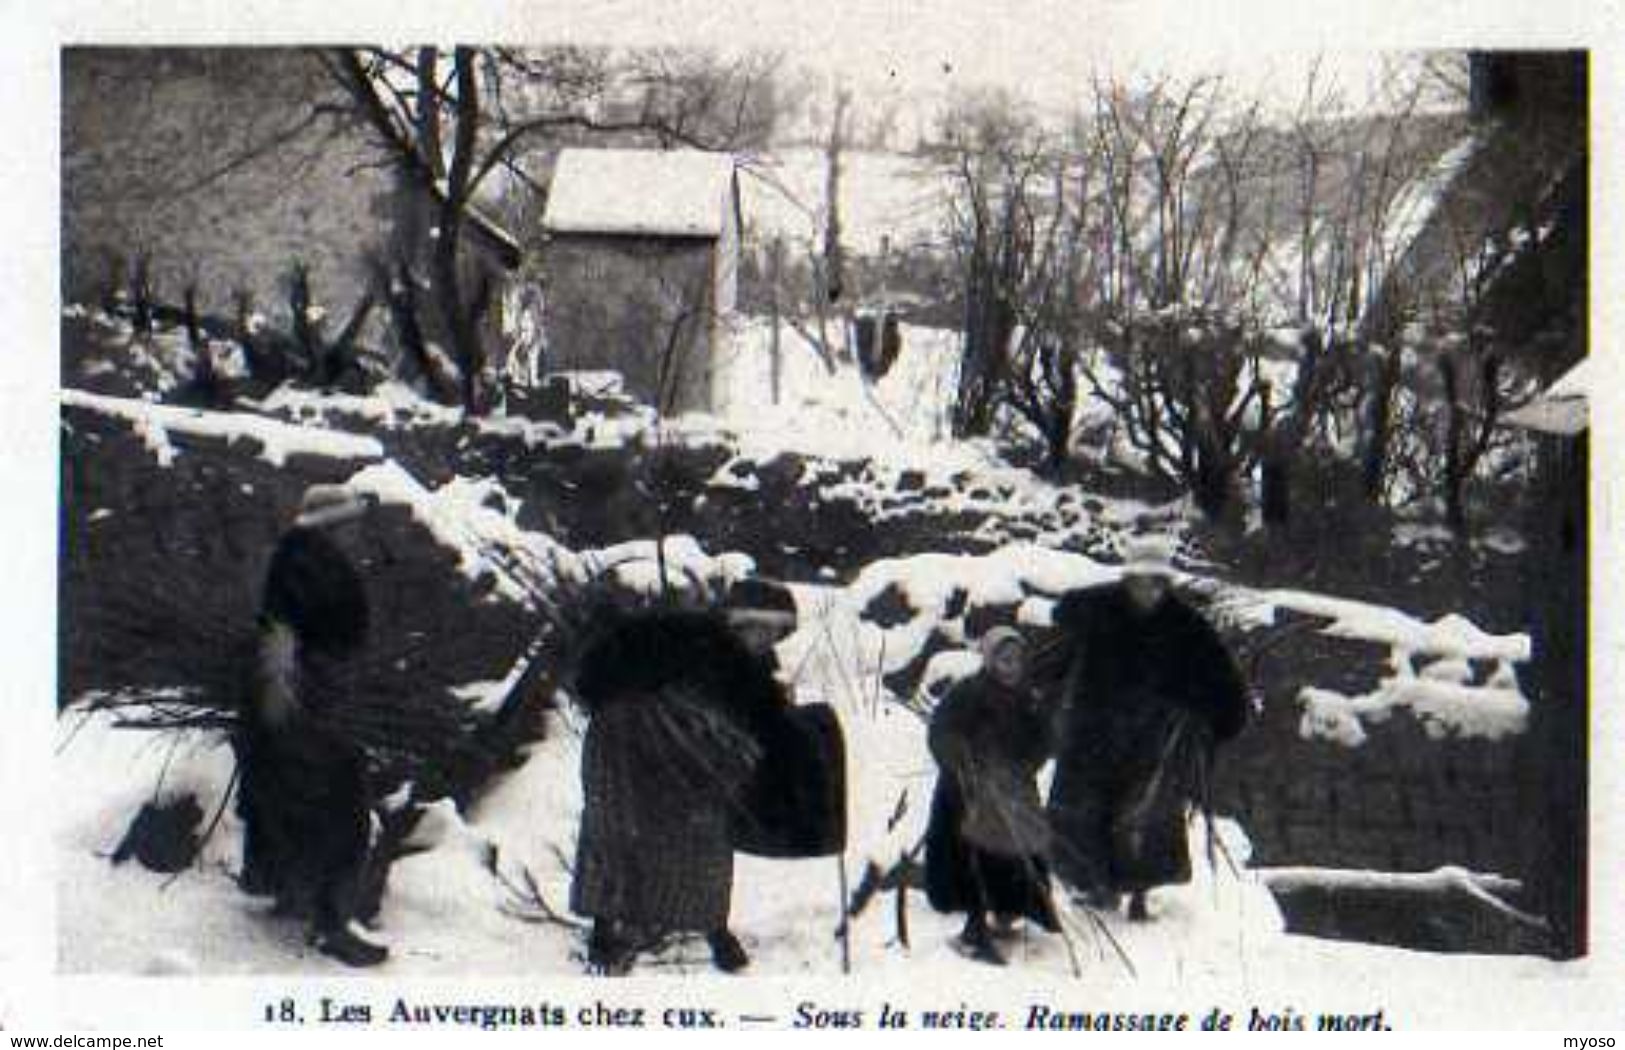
xmin=544 ymin=149 xmax=737 ymax=239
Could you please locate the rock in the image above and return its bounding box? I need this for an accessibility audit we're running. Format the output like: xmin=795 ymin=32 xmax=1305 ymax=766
xmin=861 ymin=583 xmax=915 ymax=630
xmin=963 ymin=600 xmax=1020 ymax=639
xmin=882 ymin=627 xmax=957 ymax=699
xmin=112 ymin=796 xmax=204 ymax=874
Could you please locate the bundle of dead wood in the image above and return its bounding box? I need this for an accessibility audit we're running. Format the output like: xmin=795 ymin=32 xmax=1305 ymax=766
xmin=64 ymin=555 xmax=546 ymax=803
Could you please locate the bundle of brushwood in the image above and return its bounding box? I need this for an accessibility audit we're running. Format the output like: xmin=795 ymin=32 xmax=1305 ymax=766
xmin=66 ymin=554 xmax=550 ymax=806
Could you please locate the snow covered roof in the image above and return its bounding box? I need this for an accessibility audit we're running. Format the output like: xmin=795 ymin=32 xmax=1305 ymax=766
xmin=1503 ymin=357 xmax=1590 ymax=435
xmin=544 ymin=149 xmax=736 ymax=239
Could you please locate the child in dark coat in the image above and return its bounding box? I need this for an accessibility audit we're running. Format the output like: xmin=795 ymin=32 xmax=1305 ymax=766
xmin=925 ymin=628 xmax=1061 ymax=965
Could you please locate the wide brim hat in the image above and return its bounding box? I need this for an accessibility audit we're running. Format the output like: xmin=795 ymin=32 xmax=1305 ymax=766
xmin=1121 ymin=534 xmax=1178 ymax=578
xmin=295 ymin=483 xmax=371 ymax=530
xmin=725 ymin=577 xmax=798 ymax=631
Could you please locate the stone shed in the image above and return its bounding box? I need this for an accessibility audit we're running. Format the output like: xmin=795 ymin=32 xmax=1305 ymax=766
xmin=541 ymin=149 xmax=742 ymax=415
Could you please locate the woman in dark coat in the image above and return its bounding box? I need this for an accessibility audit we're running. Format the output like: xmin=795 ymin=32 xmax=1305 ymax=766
xmin=1041 ymin=536 xmax=1249 ymax=921
xmin=925 ymin=628 xmax=1061 ymax=965
xmin=236 ymin=483 xmax=388 ymax=967
xmin=570 ymin=598 xmax=786 ymax=976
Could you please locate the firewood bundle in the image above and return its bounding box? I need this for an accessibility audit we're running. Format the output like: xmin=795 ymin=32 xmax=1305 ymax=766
xmin=64 ymin=557 xmax=546 ymax=803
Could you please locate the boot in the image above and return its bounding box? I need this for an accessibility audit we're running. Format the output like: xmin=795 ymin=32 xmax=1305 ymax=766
xmin=586 ymin=921 xmax=636 ymax=977
xmin=708 ymin=927 xmax=750 ymax=974
xmin=315 ymin=922 xmax=389 ymax=968
xmin=1127 ymin=891 xmax=1150 ymax=923
xmin=958 ymin=916 xmax=1007 ymax=967
xmin=1031 ymin=892 xmax=1063 ymax=934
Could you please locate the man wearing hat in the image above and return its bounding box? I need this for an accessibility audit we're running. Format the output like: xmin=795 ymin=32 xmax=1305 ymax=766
xmin=1040 ymin=534 xmax=1249 ymax=921
xmin=924 ymin=627 xmax=1061 ymax=965
xmin=236 ymin=482 xmax=390 ymax=967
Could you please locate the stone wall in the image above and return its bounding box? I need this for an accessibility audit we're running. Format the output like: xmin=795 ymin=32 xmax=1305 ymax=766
xmin=59 ymin=404 xmax=533 ymax=713
xmin=542 ymin=234 xmax=718 ymax=413
xmin=1215 ymin=625 xmax=1527 ymax=878
xmin=62 ymin=48 xmax=397 ymax=337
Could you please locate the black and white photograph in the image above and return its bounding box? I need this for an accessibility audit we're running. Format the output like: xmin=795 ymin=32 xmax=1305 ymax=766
xmin=12 ymin=0 xmax=1615 ymax=1030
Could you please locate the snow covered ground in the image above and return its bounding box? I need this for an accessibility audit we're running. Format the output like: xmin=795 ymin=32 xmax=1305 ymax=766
xmin=42 ymin=626 xmax=1371 ymax=985
xmin=56 ymin=549 xmax=1262 ymax=977
xmin=57 ymin=530 xmax=1539 ymax=980
xmin=57 ymin=301 xmax=1554 ymax=989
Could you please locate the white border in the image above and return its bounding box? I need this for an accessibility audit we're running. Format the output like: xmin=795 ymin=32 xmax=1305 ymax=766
xmin=4 ymin=0 xmax=1621 ymax=1034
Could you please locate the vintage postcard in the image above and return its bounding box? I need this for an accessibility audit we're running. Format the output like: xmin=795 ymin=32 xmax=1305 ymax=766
xmin=2 ymin=0 xmax=1620 ymax=1034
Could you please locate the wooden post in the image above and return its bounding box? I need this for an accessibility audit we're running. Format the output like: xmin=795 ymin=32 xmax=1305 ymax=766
xmin=769 ymin=238 xmax=784 ymax=405
xmin=837 ymin=853 xmax=852 ymax=974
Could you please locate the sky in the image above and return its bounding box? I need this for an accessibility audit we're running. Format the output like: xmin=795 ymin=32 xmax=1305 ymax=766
xmin=500 ymin=2 xmax=1477 ymax=146
xmin=484 ymin=0 xmax=1566 ymax=122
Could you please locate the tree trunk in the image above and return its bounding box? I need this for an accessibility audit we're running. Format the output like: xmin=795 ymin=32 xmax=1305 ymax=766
xmin=823 ymin=89 xmax=849 ymax=310
xmin=1191 ymin=433 xmax=1236 ymax=522
xmin=436 ymin=47 xmax=487 ymax=417
xmin=1440 ymin=354 xmax=1470 ymax=537
xmin=1261 ymin=451 xmax=1291 ymax=529
xmin=1360 ymin=348 xmax=1402 ymax=504
xmin=1042 ymin=414 xmax=1071 ymax=477
xmin=954 ymin=252 xmax=1014 ymax=439
xmin=130 ymin=255 xmax=154 ymax=336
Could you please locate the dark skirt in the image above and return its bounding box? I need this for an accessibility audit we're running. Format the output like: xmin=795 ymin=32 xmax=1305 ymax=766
xmin=1047 ymin=701 xmax=1195 ymax=894
xmin=924 ymin=775 xmax=1055 ymax=923
xmin=235 ymin=722 xmax=372 ymax=920
xmin=1047 ymin=773 xmax=1192 ymax=894
xmin=571 ymin=698 xmax=752 ymax=933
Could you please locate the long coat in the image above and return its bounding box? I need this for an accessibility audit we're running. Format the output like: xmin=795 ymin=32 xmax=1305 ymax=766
xmin=570 ymin=611 xmax=768 ymax=933
xmin=1041 ymin=584 xmax=1248 ymax=894
xmin=924 ymin=672 xmax=1056 ymax=922
xmin=573 ymin=609 xmax=844 ymax=858
xmin=571 ymin=691 xmax=760 ymax=932
xmin=237 ymin=525 xmax=374 ymax=913
xmin=236 ymin=711 xmax=373 ymax=913
xmin=260 ymin=526 xmax=369 ymax=660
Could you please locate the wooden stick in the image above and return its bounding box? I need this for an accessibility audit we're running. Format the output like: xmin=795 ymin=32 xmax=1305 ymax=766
xmin=837 ymin=853 xmax=852 ymax=974
xmin=894 ymin=870 xmax=910 ymax=950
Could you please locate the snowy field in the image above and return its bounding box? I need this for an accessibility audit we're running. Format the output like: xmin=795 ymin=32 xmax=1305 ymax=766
xmin=54 ymin=582 xmax=1545 ymax=982
xmin=57 ymin=304 xmax=1556 ymax=989
xmin=56 ymin=456 xmax=1542 ymax=981
xmin=740 ymin=148 xmax=951 ymax=258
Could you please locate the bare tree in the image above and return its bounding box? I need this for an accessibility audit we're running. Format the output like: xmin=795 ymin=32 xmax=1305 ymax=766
xmin=1058 ymin=76 xmax=1279 ymax=519
xmin=1411 ymin=208 xmax=1541 ymax=537
xmin=323 ymin=45 xmax=781 ymax=415
xmin=823 ymin=85 xmax=853 ymax=312
xmin=736 ymin=82 xmax=856 ymax=380
xmin=1252 ymin=57 xmax=1446 ymax=527
xmin=938 ymin=89 xmax=1046 ymax=440
xmin=618 ymin=46 xmax=783 ymax=154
